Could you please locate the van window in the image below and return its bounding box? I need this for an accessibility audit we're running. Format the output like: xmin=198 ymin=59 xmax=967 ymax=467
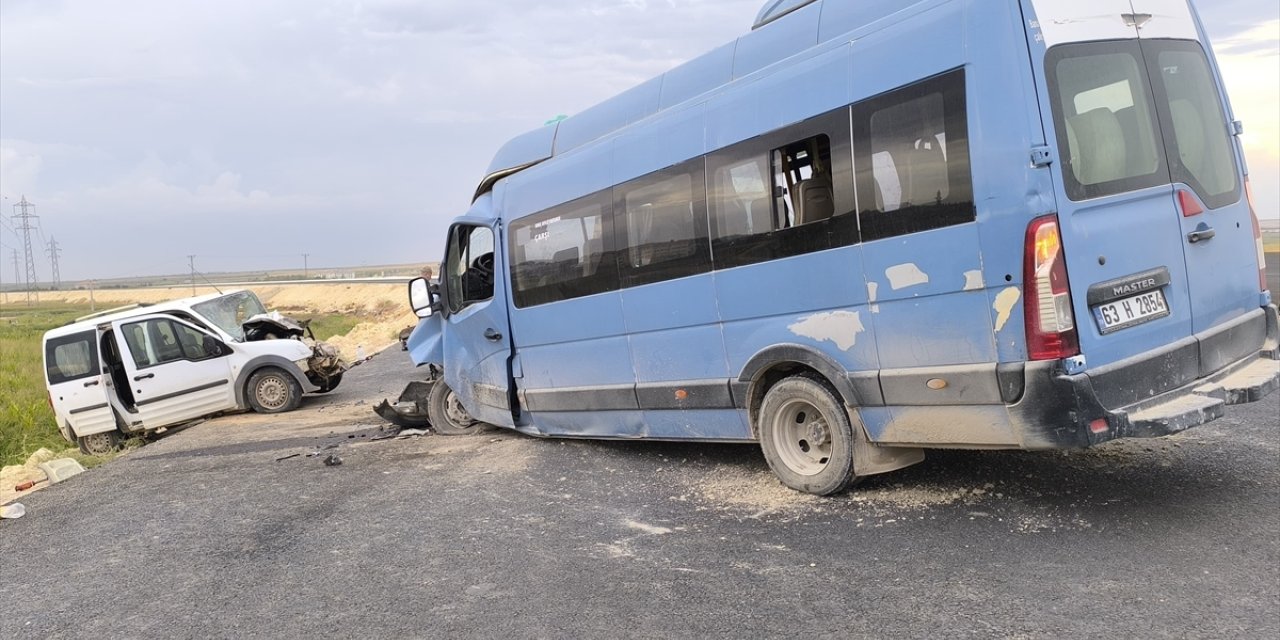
xmin=445 ymin=225 xmax=496 ymax=313
xmin=1046 ymin=41 xmax=1168 ymax=201
xmin=510 ymin=191 xmax=618 ymax=308
xmin=45 ymin=331 xmax=99 ymax=385
xmin=616 ymin=160 xmax=710 ymax=287
xmin=122 ymin=319 xmax=218 ymax=368
xmin=708 ymin=110 xmax=854 ymax=270
xmin=1150 ymin=42 xmax=1240 ymax=209
xmin=853 ymin=68 xmax=975 ymax=240
xmin=710 ymin=155 xmax=772 ymax=239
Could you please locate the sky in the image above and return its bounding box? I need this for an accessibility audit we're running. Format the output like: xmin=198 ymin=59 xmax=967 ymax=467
xmin=1 ymin=0 xmax=1277 ymax=282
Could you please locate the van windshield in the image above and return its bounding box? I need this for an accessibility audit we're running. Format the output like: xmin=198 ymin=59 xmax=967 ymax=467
xmin=1046 ymin=39 xmax=1239 ymax=207
xmin=192 ymin=291 xmax=267 ymax=341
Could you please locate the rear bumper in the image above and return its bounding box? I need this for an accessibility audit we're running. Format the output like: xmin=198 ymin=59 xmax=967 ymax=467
xmin=1015 ymin=304 xmax=1280 ymax=448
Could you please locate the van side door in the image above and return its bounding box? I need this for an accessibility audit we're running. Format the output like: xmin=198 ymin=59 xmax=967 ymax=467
xmin=441 ymin=220 xmax=516 ymax=427
xmin=45 ymin=329 xmax=114 ymax=439
xmin=110 ymin=315 xmax=235 ymax=429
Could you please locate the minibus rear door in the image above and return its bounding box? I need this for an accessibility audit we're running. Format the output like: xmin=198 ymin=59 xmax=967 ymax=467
xmin=1040 ymin=33 xmax=1196 ymax=370
xmin=1134 ymin=11 xmax=1261 ymax=343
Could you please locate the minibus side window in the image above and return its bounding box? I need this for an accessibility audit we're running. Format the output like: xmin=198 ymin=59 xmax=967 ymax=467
xmin=853 ymin=68 xmax=974 ymax=241
xmin=615 ymin=159 xmax=710 ymax=288
xmin=1046 ymin=41 xmax=1169 ymax=201
xmin=445 ymin=226 xmax=496 ymax=314
xmin=707 ymin=107 xmax=855 ymax=270
xmin=509 ymin=190 xmax=619 ymax=308
xmin=45 ymin=331 xmax=100 ymax=385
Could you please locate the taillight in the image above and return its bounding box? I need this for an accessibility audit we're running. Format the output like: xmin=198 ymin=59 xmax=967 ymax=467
xmin=1178 ymin=189 xmax=1204 ymax=217
xmin=1246 ymin=178 xmax=1267 ymax=293
xmin=1024 ymin=214 xmax=1080 ymax=361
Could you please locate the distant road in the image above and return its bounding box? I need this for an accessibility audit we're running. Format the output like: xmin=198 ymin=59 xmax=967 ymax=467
xmin=205 ymin=277 xmax=412 ymax=287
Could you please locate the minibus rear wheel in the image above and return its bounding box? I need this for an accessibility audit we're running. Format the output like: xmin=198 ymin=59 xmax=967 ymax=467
xmin=426 ymin=381 xmax=481 ymax=436
xmin=758 ymin=374 xmax=857 ymax=495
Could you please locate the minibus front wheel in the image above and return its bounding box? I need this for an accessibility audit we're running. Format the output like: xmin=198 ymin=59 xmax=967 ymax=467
xmin=758 ymin=373 xmax=859 ymax=495
xmin=426 ymin=381 xmax=482 ymax=436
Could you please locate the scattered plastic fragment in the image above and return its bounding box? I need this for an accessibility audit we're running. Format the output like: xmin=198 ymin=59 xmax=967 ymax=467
xmin=323 ymin=454 xmax=343 ymax=467
xmin=398 ymin=429 xmax=428 ymax=437
xmin=38 ymin=459 xmax=86 ymax=484
xmin=0 ymin=503 xmax=26 ymax=519
xmin=275 ymin=454 xmax=301 ymax=462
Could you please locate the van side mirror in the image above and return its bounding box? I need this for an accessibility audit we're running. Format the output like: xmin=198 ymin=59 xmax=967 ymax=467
xmin=409 ymin=277 xmax=439 ymax=318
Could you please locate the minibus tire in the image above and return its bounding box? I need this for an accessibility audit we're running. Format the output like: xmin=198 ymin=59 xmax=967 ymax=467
xmin=426 ymin=381 xmax=481 ymax=436
xmin=78 ymin=430 xmax=122 ymax=456
xmin=247 ymin=367 xmax=303 ymax=414
xmin=758 ymin=374 xmax=857 ymax=496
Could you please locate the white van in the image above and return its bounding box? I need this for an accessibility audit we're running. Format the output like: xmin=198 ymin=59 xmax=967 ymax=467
xmin=42 ymin=290 xmax=346 ymax=454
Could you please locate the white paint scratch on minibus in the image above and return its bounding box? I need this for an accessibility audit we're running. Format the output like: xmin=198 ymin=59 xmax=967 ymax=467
xmin=993 ymin=287 xmax=1022 ymax=332
xmin=885 ymin=263 xmax=929 ymax=290
xmin=964 ymin=270 xmax=984 ymax=291
xmin=789 ymin=311 xmax=865 ymax=351
xmin=867 ymin=282 xmax=880 ymax=313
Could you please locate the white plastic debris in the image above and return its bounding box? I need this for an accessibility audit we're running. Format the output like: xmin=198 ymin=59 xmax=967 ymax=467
xmin=0 ymin=503 xmax=25 ymax=519
xmin=38 ymin=459 xmax=87 ymax=484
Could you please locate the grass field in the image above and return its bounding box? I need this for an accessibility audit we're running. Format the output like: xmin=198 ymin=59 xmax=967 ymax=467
xmin=0 ymin=302 xmax=373 ymax=467
xmin=0 ymin=303 xmax=93 ymax=466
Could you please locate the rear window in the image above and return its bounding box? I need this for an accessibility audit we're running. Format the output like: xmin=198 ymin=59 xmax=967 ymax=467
xmin=1047 ymin=40 xmax=1241 ymax=208
xmin=45 ymin=331 xmax=99 ymax=385
xmin=1047 ymin=41 xmax=1168 ymax=200
xmin=1151 ymin=41 xmax=1240 ymax=209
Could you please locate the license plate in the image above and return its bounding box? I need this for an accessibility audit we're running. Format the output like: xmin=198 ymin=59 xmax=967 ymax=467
xmin=1093 ymin=289 xmax=1170 ymax=334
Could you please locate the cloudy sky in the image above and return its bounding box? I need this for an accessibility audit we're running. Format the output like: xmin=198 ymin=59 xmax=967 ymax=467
xmin=1 ymin=0 xmax=1277 ymax=282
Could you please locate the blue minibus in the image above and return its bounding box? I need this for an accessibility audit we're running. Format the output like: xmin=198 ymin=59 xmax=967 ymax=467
xmin=396 ymin=0 xmax=1279 ymax=494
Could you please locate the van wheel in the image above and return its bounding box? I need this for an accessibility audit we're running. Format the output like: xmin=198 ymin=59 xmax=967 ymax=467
xmin=247 ymin=367 xmax=303 ymax=414
xmin=426 ymin=381 xmax=480 ymax=436
xmin=78 ymin=431 xmax=122 ymax=456
xmin=757 ymin=374 xmax=858 ymax=496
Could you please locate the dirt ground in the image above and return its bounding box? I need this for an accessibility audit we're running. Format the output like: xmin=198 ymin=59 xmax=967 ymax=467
xmin=38 ymin=283 xmax=419 ymax=360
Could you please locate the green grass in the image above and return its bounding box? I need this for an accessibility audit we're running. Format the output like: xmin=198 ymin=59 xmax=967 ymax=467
xmin=299 ymin=314 xmax=362 ymax=341
xmin=1 ymin=303 xmax=95 ymax=466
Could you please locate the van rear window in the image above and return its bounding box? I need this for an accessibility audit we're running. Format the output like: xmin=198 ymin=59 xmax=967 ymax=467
xmin=1047 ymin=40 xmax=1240 ymax=208
xmin=1047 ymin=41 xmax=1168 ymax=201
xmin=45 ymin=331 xmax=99 ymax=385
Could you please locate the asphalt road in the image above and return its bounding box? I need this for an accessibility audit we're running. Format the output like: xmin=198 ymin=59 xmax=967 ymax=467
xmin=3 ymin=313 xmax=1279 ymax=637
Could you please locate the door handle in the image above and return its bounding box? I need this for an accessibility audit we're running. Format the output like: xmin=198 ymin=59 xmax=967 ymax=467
xmin=133 ymin=373 xmax=155 ymax=381
xmin=1187 ymin=227 xmax=1216 ymax=244
xmin=83 ymin=380 xmax=100 ymax=388
xmin=483 ymin=328 xmax=503 ymax=342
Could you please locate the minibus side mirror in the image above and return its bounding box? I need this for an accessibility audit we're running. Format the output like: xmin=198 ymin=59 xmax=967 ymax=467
xmin=409 ymin=277 xmax=440 ymax=318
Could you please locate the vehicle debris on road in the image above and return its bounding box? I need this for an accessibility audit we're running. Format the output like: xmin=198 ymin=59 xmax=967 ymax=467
xmin=0 ymin=503 xmax=26 ymax=520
